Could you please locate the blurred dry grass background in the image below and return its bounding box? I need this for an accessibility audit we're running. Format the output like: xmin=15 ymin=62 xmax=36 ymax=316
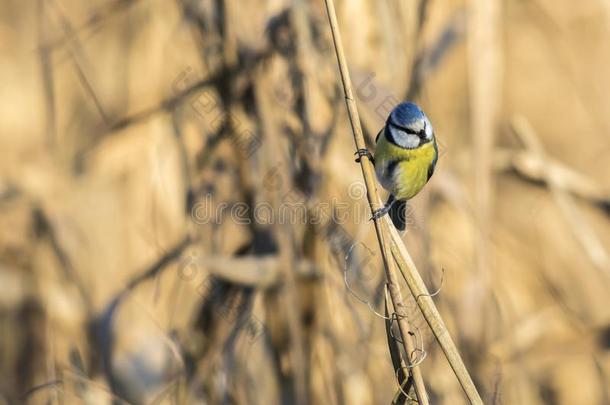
xmin=1 ymin=0 xmax=610 ymax=403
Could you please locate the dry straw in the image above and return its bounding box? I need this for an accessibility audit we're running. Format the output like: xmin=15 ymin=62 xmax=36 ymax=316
xmin=323 ymin=0 xmax=483 ymax=403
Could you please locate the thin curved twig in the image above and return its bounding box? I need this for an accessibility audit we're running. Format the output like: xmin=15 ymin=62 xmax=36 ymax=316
xmin=415 ymin=267 xmax=445 ymax=302
xmin=344 ymin=242 xmax=392 ymax=320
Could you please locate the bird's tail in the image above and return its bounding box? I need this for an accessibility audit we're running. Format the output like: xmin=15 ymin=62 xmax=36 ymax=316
xmin=387 ymin=195 xmax=407 ymax=231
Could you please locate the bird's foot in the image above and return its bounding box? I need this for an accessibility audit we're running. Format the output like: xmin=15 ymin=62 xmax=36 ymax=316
xmin=355 ymin=148 xmax=374 ymax=164
xmin=370 ymin=204 xmax=391 ymax=221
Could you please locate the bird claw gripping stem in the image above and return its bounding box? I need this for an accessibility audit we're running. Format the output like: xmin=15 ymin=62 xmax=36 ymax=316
xmin=370 ymin=204 xmax=391 ymax=221
xmin=355 ymin=148 xmax=374 ymax=164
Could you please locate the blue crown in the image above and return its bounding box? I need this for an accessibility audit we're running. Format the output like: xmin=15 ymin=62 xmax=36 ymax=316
xmin=387 ymin=102 xmax=425 ymax=128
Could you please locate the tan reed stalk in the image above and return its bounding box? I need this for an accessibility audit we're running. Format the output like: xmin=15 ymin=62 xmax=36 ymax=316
xmin=323 ymin=1 xmax=484 ymax=403
xmin=323 ymin=0 xmax=429 ymax=403
xmin=388 ymin=227 xmax=483 ymax=404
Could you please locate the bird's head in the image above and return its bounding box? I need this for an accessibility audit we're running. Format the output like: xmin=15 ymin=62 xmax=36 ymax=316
xmin=385 ymin=102 xmax=434 ymax=149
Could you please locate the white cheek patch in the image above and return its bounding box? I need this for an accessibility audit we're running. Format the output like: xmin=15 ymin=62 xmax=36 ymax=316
xmin=395 ymin=134 xmax=420 ymax=149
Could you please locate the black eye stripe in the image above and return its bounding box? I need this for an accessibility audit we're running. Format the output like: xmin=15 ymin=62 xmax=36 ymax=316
xmin=389 ymin=122 xmax=418 ymax=135
xmin=389 ymin=121 xmax=428 ymax=138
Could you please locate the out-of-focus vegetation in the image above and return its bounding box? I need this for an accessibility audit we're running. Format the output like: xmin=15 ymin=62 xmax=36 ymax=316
xmin=1 ymin=0 xmax=610 ymax=404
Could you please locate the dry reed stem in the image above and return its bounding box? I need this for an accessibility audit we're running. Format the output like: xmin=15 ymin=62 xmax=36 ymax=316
xmin=324 ymin=0 xmax=430 ymax=403
xmin=323 ymin=1 xmax=484 ymax=403
xmin=388 ymin=226 xmax=483 ymax=404
xmin=384 ymin=289 xmax=419 ymax=405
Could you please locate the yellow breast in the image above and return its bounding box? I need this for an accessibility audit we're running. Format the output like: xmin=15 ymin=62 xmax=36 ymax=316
xmin=374 ymin=134 xmax=437 ymax=200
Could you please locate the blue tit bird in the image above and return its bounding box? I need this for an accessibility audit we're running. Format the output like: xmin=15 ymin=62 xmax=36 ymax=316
xmin=356 ymin=102 xmax=438 ymax=230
